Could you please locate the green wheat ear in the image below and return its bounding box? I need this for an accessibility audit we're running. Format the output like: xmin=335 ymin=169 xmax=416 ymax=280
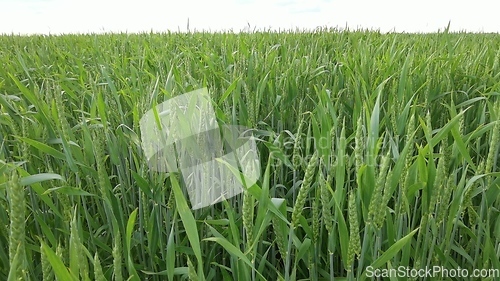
xmin=346 ymin=191 xmax=361 ymax=272
xmin=41 ymin=243 xmax=54 ymax=281
xmin=291 ymin=150 xmax=318 ymax=228
xmin=319 ymin=172 xmax=334 ymax=234
xmin=485 ymin=101 xmax=499 ymax=187
xmin=56 ymin=241 xmax=66 ymax=265
xmin=70 ymin=209 xmax=90 ymax=281
xmin=8 ymin=171 xmax=26 ymax=280
xmin=93 ymin=252 xmax=106 ymax=281
xmin=292 ymin=115 xmax=304 ymax=170
xmin=242 ymin=190 xmax=254 ymax=246
xmin=354 ymin=114 xmax=364 ymax=174
xmin=368 ymin=151 xmax=391 ymax=229
xmin=113 ymin=232 xmax=123 ymax=281
xmin=312 ymin=189 xmax=320 ymax=243
xmin=187 ymin=256 xmax=198 ymax=281
xmin=272 ymin=215 xmax=287 ymax=261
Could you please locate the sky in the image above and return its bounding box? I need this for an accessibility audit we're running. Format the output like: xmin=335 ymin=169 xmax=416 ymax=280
xmin=0 ymin=0 xmax=499 ymax=35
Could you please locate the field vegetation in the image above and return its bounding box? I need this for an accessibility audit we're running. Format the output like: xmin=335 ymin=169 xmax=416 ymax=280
xmin=0 ymin=28 xmax=499 ymax=280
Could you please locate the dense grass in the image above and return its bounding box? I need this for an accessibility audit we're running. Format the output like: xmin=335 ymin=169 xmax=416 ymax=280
xmin=0 ymin=29 xmax=499 ymax=280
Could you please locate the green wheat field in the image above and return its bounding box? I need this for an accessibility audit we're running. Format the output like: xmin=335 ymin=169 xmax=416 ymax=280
xmin=0 ymin=28 xmax=499 ymax=280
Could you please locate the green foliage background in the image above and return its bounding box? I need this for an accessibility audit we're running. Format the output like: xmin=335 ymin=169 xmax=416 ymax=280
xmin=0 ymin=29 xmax=499 ymax=280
